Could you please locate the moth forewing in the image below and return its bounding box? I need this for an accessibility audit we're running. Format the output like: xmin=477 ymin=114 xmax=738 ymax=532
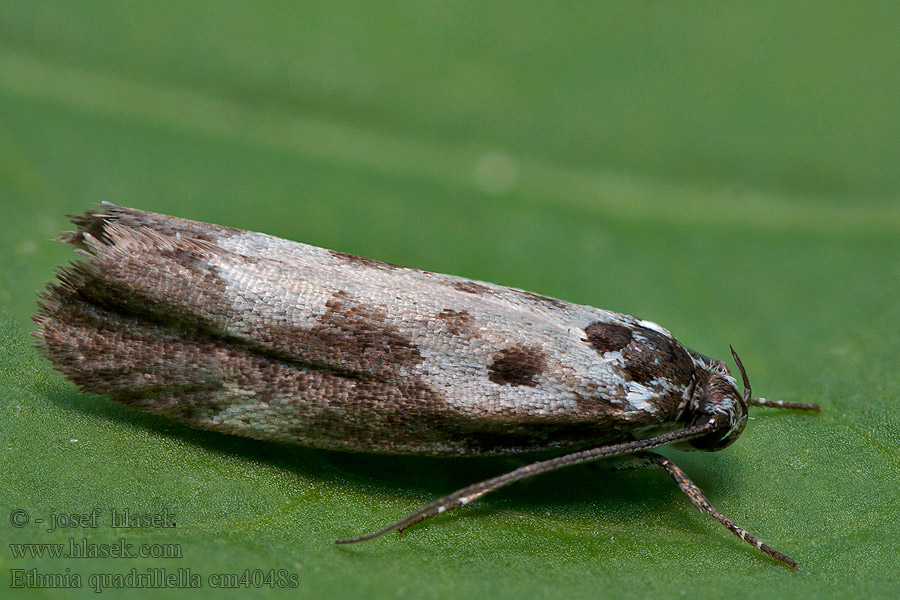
xmin=33 ymin=204 xmax=820 ymax=569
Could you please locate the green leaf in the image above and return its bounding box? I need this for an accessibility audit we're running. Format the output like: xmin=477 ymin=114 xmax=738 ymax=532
xmin=1 ymin=3 xmax=898 ymax=598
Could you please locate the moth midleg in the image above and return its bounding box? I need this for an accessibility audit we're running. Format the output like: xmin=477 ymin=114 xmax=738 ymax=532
xmin=580 ymin=451 xmax=799 ymax=567
xmin=640 ymin=451 xmax=798 ymax=569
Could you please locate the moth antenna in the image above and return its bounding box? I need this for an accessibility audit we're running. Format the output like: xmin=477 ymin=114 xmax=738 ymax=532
xmin=728 ymin=344 xmax=751 ymax=404
xmin=749 ymin=397 xmax=821 ymax=412
xmin=730 ymin=346 xmax=821 ymax=412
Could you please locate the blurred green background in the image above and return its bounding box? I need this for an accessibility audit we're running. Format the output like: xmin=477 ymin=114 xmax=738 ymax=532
xmin=1 ymin=2 xmax=898 ymax=599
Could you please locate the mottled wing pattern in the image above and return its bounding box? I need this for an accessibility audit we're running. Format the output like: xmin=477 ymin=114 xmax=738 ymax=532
xmin=34 ymin=205 xmax=697 ymax=455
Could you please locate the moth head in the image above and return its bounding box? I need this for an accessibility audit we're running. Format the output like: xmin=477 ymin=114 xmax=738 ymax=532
xmin=686 ymin=346 xmax=750 ymax=451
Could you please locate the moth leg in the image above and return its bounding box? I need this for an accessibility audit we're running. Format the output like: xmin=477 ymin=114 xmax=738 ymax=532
xmin=639 ymin=451 xmax=798 ymax=569
xmin=750 ymin=397 xmax=821 ymax=412
xmin=334 ymin=422 xmax=714 ymax=545
xmin=587 ymin=453 xmax=658 ymax=474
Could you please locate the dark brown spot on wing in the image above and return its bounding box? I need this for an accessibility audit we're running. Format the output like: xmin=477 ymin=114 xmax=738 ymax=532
xmin=585 ymin=321 xmax=693 ymax=388
xmin=436 ymin=308 xmax=471 ymax=335
xmin=488 ymin=345 xmax=546 ymax=387
xmin=572 ymin=391 xmax=621 ymax=418
xmin=328 ymin=249 xmax=404 ymax=271
xmin=447 ymin=280 xmax=492 ymax=295
xmin=585 ymin=321 xmax=633 ymax=353
xmin=621 ymin=326 xmax=693 ymax=385
xmin=514 ymin=289 xmax=569 ymax=310
xmin=257 ymin=291 xmax=425 ymax=375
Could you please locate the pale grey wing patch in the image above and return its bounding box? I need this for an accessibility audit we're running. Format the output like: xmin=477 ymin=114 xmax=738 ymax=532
xmin=214 ymin=229 xmax=643 ymax=417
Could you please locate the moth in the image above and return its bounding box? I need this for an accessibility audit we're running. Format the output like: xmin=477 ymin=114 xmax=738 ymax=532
xmin=34 ymin=204 xmax=819 ymax=568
